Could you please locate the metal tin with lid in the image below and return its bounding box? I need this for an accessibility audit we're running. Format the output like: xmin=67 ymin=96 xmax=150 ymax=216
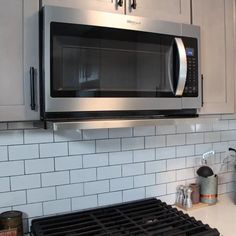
xmin=0 ymin=211 xmax=23 ymax=236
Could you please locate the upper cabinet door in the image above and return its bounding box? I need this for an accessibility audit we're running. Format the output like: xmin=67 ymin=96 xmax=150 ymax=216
xmin=193 ymin=0 xmax=235 ymax=114
xmin=0 ymin=0 xmax=39 ymax=121
xmin=126 ymin=0 xmax=190 ymax=23
xmin=41 ymin=0 xmax=125 ymax=14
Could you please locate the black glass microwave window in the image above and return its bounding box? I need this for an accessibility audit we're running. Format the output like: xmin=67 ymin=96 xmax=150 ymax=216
xmin=50 ymin=22 xmax=198 ymax=98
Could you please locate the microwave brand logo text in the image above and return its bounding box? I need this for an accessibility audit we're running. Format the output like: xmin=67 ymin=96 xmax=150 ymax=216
xmin=127 ymin=20 xmax=141 ymax=25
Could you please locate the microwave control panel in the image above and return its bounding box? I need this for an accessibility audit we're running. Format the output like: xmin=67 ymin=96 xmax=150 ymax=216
xmin=183 ymin=38 xmax=198 ymax=97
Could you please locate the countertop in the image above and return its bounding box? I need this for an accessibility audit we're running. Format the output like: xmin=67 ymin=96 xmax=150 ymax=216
xmin=176 ymin=193 xmax=236 ymax=236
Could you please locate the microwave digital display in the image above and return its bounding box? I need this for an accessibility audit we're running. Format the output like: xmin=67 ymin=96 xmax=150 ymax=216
xmin=186 ymin=48 xmax=194 ymax=56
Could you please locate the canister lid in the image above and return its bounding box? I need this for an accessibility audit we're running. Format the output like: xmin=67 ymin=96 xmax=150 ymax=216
xmin=0 ymin=211 xmax=22 ymax=220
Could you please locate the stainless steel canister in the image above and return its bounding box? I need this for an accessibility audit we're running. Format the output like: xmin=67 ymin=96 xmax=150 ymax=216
xmin=0 ymin=211 xmax=23 ymax=236
xmin=199 ymin=175 xmax=218 ymax=204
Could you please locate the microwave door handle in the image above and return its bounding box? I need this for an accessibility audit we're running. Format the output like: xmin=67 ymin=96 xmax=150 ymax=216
xmin=174 ymin=38 xmax=187 ymax=96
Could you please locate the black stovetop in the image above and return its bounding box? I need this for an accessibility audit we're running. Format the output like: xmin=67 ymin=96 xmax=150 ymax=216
xmin=31 ymin=198 xmax=220 ymax=236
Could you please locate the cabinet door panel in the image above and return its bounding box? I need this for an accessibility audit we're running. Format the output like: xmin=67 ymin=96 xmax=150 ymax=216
xmin=126 ymin=0 xmax=190 ymax=24
xmin=193 ymin=0 xmax=234 ymax=114
xmin=0 ymin=0 xmax=23 ymax=106
xmin=0 ymin=0 xmax=39 ymax=121
xmin=42 ymin=0 xmax=124 ymax=14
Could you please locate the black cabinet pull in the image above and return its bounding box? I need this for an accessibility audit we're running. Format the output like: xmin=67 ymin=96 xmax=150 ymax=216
xmin=131 ymin=0 xmax=137 ymax=9
xmin=117 ymin=0 xmax=123 ymax=7
xmin=30 ymin=67 xmax=36 ymax=110
xmin=201 ymin=74 xmax=204 ymax=107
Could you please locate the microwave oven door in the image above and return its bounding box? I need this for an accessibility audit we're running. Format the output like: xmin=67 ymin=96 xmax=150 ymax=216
xmin=42 ymin=6 xmax=200 ymax=118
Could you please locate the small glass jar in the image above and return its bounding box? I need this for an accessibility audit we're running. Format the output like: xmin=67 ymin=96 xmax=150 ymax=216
xmin=189 ymin=183 xmax=200 ymax=204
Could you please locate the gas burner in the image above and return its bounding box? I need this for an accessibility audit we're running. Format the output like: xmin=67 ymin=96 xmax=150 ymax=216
xmin=31 ymin=198 xmax=220 ymax=236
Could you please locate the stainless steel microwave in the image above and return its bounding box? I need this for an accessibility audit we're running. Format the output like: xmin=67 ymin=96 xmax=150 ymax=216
xmin=40 ymin=5 xmax=201 ymax=121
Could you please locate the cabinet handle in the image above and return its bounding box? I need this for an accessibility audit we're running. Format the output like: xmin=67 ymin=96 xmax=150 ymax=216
xmin=131 ymin=0 xmax=137 ymax=9
xmin=30 ymin=67 xmax=36 ymax=110
xmin=117 ymin=0 xmax=123 ymax=7
xmin=201 ymin=74 xmax=204 ymax=107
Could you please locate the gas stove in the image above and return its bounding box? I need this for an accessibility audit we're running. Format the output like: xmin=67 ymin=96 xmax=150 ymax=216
xmin=31 ymin=198 xmax=220 ymax=236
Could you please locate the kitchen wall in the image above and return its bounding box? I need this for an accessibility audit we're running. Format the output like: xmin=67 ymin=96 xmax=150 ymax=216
xmin=0 ymin=114 xmax=236 ymax=233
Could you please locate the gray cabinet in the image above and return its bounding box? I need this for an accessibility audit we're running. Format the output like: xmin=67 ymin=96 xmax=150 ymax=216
xmin=0 ymin=0 xmax=39 ymax=121
xmin=192 ymin=0 xmax=235 ymax=114
xmin=126 ymin=0 xmax=190 ymax=23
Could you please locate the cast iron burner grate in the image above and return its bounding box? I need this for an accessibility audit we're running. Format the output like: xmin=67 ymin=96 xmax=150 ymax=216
xmin=31 ymin=198 xmax=220 ymax=236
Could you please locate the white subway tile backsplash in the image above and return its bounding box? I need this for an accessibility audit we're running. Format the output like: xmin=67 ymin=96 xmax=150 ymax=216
xmin=167 ymin=158 xmax=185 ymax=171
xmin=24 ymin=129 xmax=53 ymax=144
xmin=156 ymin=171 xmax=176 ymax=184
xmin=0 ymin=191 xmax=26 ymax=208
xmin=195 ymin=143 xmax=212 ymax=155
xmin=83 ymin=129 xmax=108 ymax=140
xmin=25 ymin=158 xmax=54 ymax=174
xmin=8 ymin=122 xmax=34 ymax=130
xmin=0 ymin=146 xmax=8 ymax=161
xmin=159 ymin=194 xmax=176 ymax=205
xmin=27 ymin=187 xmax=56 ymax=203
xmin=167 ymin=134 xmax=185 ymax=146
xmin=204 ymin=132 xmax=221 ymax=143
xmin=221 ymin=130 xmax=236 ymax=141
xmin=176 ymin=145 xmax=194 ymax=157
xmin=133 ymin=126 xmax=155 ymax=136
xmin=11 ymin=174 xmax=41 ymax=190
xmin=43 ymin=199 xmax=71 ymax=215
xmin=134 ymin=174 xmax=155 ymax=187
xmin=42 ymin=171 xmax=69 ymax=187
xmin=195 ymin=122 xmax=213 ymax=132
xmin=167 ymin=181 xmax=185 ymax=194
xmin=0 ymin=178 xmax=10 ymax=192
xmin=213 ymin=142 xmax=228 ymax=153
xmin=0 ymin=123 xmax=7 ymax=130
xmin=156 ymin=125 xmax=176 ymax=135
xmin=55 ymin=155 xmax=82 ymax=171
xmin=110 ymin=177 xmax=133 ymax=191
xmin=40 ymin=142 xmax=68 ymax=158
xmin=122 ymin=137 xmax=144 ymax=151
xmin=145 ymin=136 xmax=165 ymax=148
xmin=84 ymin=180 xmax=109 ymax=195
xmin=176 ymin=124 xmax=195 ymax=133
xmin=13 ymin=203 xmax=43 ymax=218
xmin=0 ymin=130 xmax=23 ymax=145
xmin=56 ymin=183 xmax=83 ymax=199
xmin=133 ymin=149 xmax=155 ymax=162
xmin=71 ymin=168 xmax=96 ymax=183
xmin=54 ymin=129 xmax=82 ymax=142
xmin=96 ymin=139 xmax=120 ymax=153
xmin=229 ymin=120 xmax=236 ymax=129
xmin=186 ymin=133 xmax=203 ymax=144
xmin=123 ymin=188 xmax=145 ymax=201
xmin=109 ymin=151 xmax=133 ymax=165
xmin=72 ymin=195 xmax=97 ymax=211
xmin=156 ymin=147 xmax=175 ymax=160
xmin=122 ymin=163 xmax=144 ymax=176
xmin=213 ymin=120 xmax=228 ymax=131
xmin=98 ymin=191 xmax=122 ymax=206
xmin=146 ymin=184 xmax=166 ymax=197
xmin=145 ymin=160 xmax=166 ymax=173
xmin=109 ymin=128 xmax=132 ymax=138
xmin=0 ymin=117 xmax=235 ymax=225
xmin=0 ymin=161 xmax=24 ymax=177
xmin=69 ymin=140 xmax=95 ymax=155
xmin=176 ymin=168 xmax=195 ymax=181
xmin=83 ymin=153 xmax=108 ymax=168
xmin=186 ymin=155 xmax=201 ymax=168
xmin=9 ymin=144 xmax=39 ymax=160
xmin=97 ymin=166 xmax=121 ymax=180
